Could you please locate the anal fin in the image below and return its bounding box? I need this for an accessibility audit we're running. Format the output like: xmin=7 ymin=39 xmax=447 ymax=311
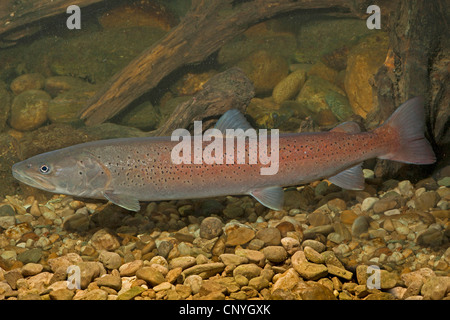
xmin=328 ymin=163 xmax=365 ymax=190
xmin=103 ymin=190 xmax=140 ymax=212
xmin=250 ymin=186 xmax=284 ymax=211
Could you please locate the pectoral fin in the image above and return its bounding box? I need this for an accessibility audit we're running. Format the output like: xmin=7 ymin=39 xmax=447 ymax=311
xmin=250 ymin=186 xmax=284 ymax=211
xmin=328 ymin=163 xmax=365 ymax=190
xmin=103 ymin=190 xmax=140 ymax=212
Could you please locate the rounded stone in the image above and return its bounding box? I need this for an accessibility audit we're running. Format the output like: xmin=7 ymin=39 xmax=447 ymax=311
xmin=301 ymin=239 xmax=326 ymax=253
xmin=262 ymin=246 xmax=288 ymax=263
xmin=200 ymin=217 xmax=224 ymax=240
xmin=256 ymin=227 xmax=282 ymax=246
xmin=351 ymin=216 xmax=370 ymax=237
xmin=98 ymin=251 xmax=122 ymax=270
xmin=89 ymin=229 xmax=120 ymax=251
xmin=136 ymin=266 xmax=165 ymax=286
xmin=232 ymin=264 xmax=262 ymax=280
xmin=225 ymin=227 xmax=255 ymax=246
xmin=21 ymin=263 xmax=44 ymax=276
xmin=10 ymin=73 xmax=45 ymax=95
xmin=9 ymin=89 xmax=51 ymax=131
xmin=272 ymin=69 xmax=306 ymax=104
xmin=184 ymin=275 xmax=203 ymax=295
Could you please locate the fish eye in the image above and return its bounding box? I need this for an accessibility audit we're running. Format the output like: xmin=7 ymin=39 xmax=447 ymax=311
xmin=39 ymin=164 xmax=51 ymax=174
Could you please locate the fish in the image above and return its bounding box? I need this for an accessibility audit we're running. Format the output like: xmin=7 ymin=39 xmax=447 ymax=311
xmin=12 ymin=97 xmax=435 ymax=212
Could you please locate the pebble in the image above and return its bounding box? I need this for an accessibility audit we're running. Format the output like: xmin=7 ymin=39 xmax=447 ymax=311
xmin=351 ymin=215 xmax=370 ymax=237
xmin=89 ymin=229 xmax=120 ymax=251
xmin=292 ymin=251 xmax=328 ymax=280
xmin=304 ymin=246 xmax=325 ymax=264
xmin=98 ymin=251 xmax=122 ymax=270
xmin=184 ymin=275 xmax=203 ymax=295
xmin=199 ymin=217 xmax=224 ymax=239
xmin=232 ymin=264 xmax=262 ymax=280
xmin=95 ymin=273 xmax=122 ymax=291
xmin=219 ymin=253 xmax=248 ymax=266
xmin=168 ymin=256 xmax=196 ymax=270
xmin=10 ymin=73 xmax=45 ymax=95
xmin=281 ymin=237 xmax=301 ymax=255
xmin=301 ymin=239 xmax=326 ymax=253
xmin=255 ymin=227 xmax=281 ymax=246
xmin=225 ymin=226 xmax=255 ymax=246
xmin=415 ymin=191 xmax=440 ymax=211
xmin=9 ymin=90 xmax=51 ymax=131
xmin=136 ymin=266 xmax=165 ymax=287
xmin=117 ymin=286 xmax=146 ymax=300
xmin=119 ymin=260 xmax=143 ymax=277
xmin=262 ymin=246 xmax=287 ymax=263
xmin=21 ymin=263 xmax=43 ymax=276
xmin=361 ymin=197 xmax=378 ymax=211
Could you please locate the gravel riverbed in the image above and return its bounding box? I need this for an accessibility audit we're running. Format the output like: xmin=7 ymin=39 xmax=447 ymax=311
xmin=0 ymin=169 xmax=449 ymax=300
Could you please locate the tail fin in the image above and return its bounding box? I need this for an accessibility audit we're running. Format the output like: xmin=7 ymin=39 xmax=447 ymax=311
xmin=376 ymin=97 xmax=436 ymax=165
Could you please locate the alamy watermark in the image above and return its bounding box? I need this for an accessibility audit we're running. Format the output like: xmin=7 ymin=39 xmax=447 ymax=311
xmin=170 ymin=120 xmax=280 ymax=175
xmin=366 ymin=265 xmax=381 ymax=289
xmin=66 ymin=265 xmax=81 ymax=290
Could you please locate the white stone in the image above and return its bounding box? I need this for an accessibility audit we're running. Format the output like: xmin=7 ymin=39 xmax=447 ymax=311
xmin=361 ymin=197 xmax=378 ymax=211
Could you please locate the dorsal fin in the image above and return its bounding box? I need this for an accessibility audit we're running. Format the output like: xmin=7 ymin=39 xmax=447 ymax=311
xmin=331 ymin=121 xmax=361 ymax=133
xmin=215 ymin=109 xmax=254 ymax=134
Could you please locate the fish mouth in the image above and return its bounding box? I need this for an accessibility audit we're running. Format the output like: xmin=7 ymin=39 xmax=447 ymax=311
xmin=12 ymin=163 xmax=56 ymax=191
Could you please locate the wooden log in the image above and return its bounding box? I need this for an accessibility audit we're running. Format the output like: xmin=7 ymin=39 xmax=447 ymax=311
xmin=151 ymin=67 xmax=254 ymax=137
xmin=0 ymin=0 xmax=102 ymax=39
xmin=78 ymin=0 xmax=357 ymax=126
xmin=371 ymin=0 xmax=447 ymax=179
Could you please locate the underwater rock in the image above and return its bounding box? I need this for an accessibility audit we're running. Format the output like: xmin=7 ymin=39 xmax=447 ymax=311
xmin=414 ymin=191 xmax=440 ymax=211
xmin=89 ymin=229 xmax=120 ymax=251
xmin=351 ymin=216 xmax=370 ymax=237
xmin=272 ymin=69 xmax=307 ymax=104
xmin=47 ymin=87 xmax=97 ymax=124
xmin=237 ymin=50 xmax=289 ymax=95
xmin=262 ymin=246 xmax=287 ymax=263
xmin=245 ymin=97 xmax=279 ymax=128
xmin=0 ymin=81 xmax=11 ymax=132
xmin=296 ymin=75 xmax=353 ymax=126
xmin=292 ymin=251 xmax=328 ymax=280
xmin=9 ymin=89 xmax=51 ymax=131
xmin=199 ymin=217 xmax=224 ymax=240
xmin=321 ymin=46 xmax=350 ymax=71
xmin=344 ymin=33 xmax=389 ymax=117
xmin=115 ymin=101 xmax=160 ymax=131
xmin=10 ymin=73 xmax=45 ymax=95
xmin=44 ymin=76 xmax=91 ymax=97
xmin=225 ymin=226 xmax=255 ymax=246
xmin=307 ymin=61 xmax=338 ymax=84
xmin=232 ymin=263 xmax=262 ymax=280
xmin=256 ymin=227 xmax=281 ymax=246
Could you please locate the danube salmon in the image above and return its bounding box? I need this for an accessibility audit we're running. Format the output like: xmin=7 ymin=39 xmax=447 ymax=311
xmin=12 ymin=97 xmax=435 ymax=211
